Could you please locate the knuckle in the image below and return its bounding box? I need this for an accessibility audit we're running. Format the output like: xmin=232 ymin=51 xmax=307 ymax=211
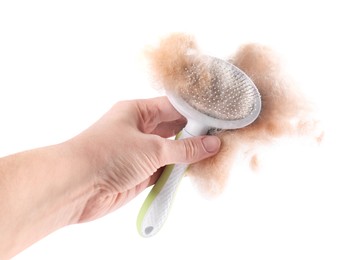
xmin=151 ymin=136 xmax=168 ymax=166
xmin=183 ymin=139 xmax=199 ymax=162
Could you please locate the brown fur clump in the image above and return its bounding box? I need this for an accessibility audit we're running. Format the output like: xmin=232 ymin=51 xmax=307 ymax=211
xmin=146 ymin=33 xmax=219 ymax=108
xmin=145 ymin=33 xmax=198 ymax=95
xmin=231 ymin=44 xmax=316 ymax=139
xmin=146 ymin=33 xmax=323 ymax=197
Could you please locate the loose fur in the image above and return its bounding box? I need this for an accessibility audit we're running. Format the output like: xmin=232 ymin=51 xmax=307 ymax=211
xmin=146 ymin=33 xmax=323 ymax=197
xmin=145 ymin=33 xmax=199 ymax=96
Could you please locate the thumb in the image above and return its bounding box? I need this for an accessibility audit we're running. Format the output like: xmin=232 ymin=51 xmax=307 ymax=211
xmin=162 ymin=136 xmax=221 ymax=165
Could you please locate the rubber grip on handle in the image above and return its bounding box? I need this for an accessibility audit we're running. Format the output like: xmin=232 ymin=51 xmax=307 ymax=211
xmin=137 ymin=130 xmax=192 ymax=237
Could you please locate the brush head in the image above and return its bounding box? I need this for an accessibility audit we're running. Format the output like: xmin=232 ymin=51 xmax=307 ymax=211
xmin=146 ymin=33 xmax=261 ymax=129
xmin=167 ymin=55 xmax=261 ymax=130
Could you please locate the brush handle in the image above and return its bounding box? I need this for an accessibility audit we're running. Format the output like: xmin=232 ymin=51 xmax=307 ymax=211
xmin=136 ymin=129 xmax=192 ymax=237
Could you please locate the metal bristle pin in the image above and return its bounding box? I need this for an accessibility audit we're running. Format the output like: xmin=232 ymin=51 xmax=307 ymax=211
xmin=137 ymin=55 xmax=261 ymax=237
xmin=180 ymin=56 xmax=259 ymax=121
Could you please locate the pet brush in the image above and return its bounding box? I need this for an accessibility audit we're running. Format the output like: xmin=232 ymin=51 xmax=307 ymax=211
xmin=137 ymin=54 xmax=261 ymax=237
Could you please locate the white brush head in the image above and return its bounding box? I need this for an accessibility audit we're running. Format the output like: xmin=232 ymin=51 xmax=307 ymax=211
xmin=167 ymin=55 xmax=261 ymax=134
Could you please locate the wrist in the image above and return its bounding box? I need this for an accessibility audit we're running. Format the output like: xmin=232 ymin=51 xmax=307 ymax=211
xmin=58 ymin=139 xmax=98 ymax=224
xmin=0 ymin=141 xmax=96 ymax=257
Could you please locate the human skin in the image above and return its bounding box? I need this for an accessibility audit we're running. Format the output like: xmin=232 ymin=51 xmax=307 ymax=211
xmin=0 ymin=96 xmax=221 ymax=258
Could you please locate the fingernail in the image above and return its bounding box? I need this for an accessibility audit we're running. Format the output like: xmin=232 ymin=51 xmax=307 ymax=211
xmin=202 ymin=136 xmax=221 ymax=153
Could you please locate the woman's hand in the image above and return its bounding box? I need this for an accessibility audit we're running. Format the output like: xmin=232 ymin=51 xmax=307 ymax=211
xmin=71 ymin=96 xmax=221 ymax=222
xmin=0 ymin=96 xmax=220 ymax=258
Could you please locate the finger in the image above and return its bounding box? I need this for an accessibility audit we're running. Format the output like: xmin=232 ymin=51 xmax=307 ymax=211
xmin=151 ymin=117 xmax=187 ymax=138
xmin=129 ymin=169 xmax=163 ymax=198
xmin=147 ymin=169 xmax=163 ymax=186
xmin=135 ymin=96 xmax=185 ymax=133
xmin=113 ymin=166 xmax=171 ymax=211
xmin=160 ymin=135 xmax=221 ymax=165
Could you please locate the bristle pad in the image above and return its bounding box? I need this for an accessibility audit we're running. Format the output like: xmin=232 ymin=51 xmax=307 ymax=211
xmin=179 ymin=56 xmax=258 ymax=120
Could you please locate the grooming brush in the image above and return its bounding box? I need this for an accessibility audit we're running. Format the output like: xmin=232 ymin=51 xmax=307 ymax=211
xmin=137 ymin=54 xmax=261 ymax=237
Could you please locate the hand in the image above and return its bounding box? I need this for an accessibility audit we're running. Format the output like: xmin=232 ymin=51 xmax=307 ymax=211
xmin=70 ymin=96 xmax=221 ymax=222
xmin=0 ymin=96 xmax=221 ymax=258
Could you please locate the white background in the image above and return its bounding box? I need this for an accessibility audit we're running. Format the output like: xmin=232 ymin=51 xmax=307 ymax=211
xmin=1 ymin=1 xmax=356 ymax=259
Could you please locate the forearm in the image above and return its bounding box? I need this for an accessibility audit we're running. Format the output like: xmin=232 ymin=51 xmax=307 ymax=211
xmin=0 ymin=141 xmax=95 ymax=258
